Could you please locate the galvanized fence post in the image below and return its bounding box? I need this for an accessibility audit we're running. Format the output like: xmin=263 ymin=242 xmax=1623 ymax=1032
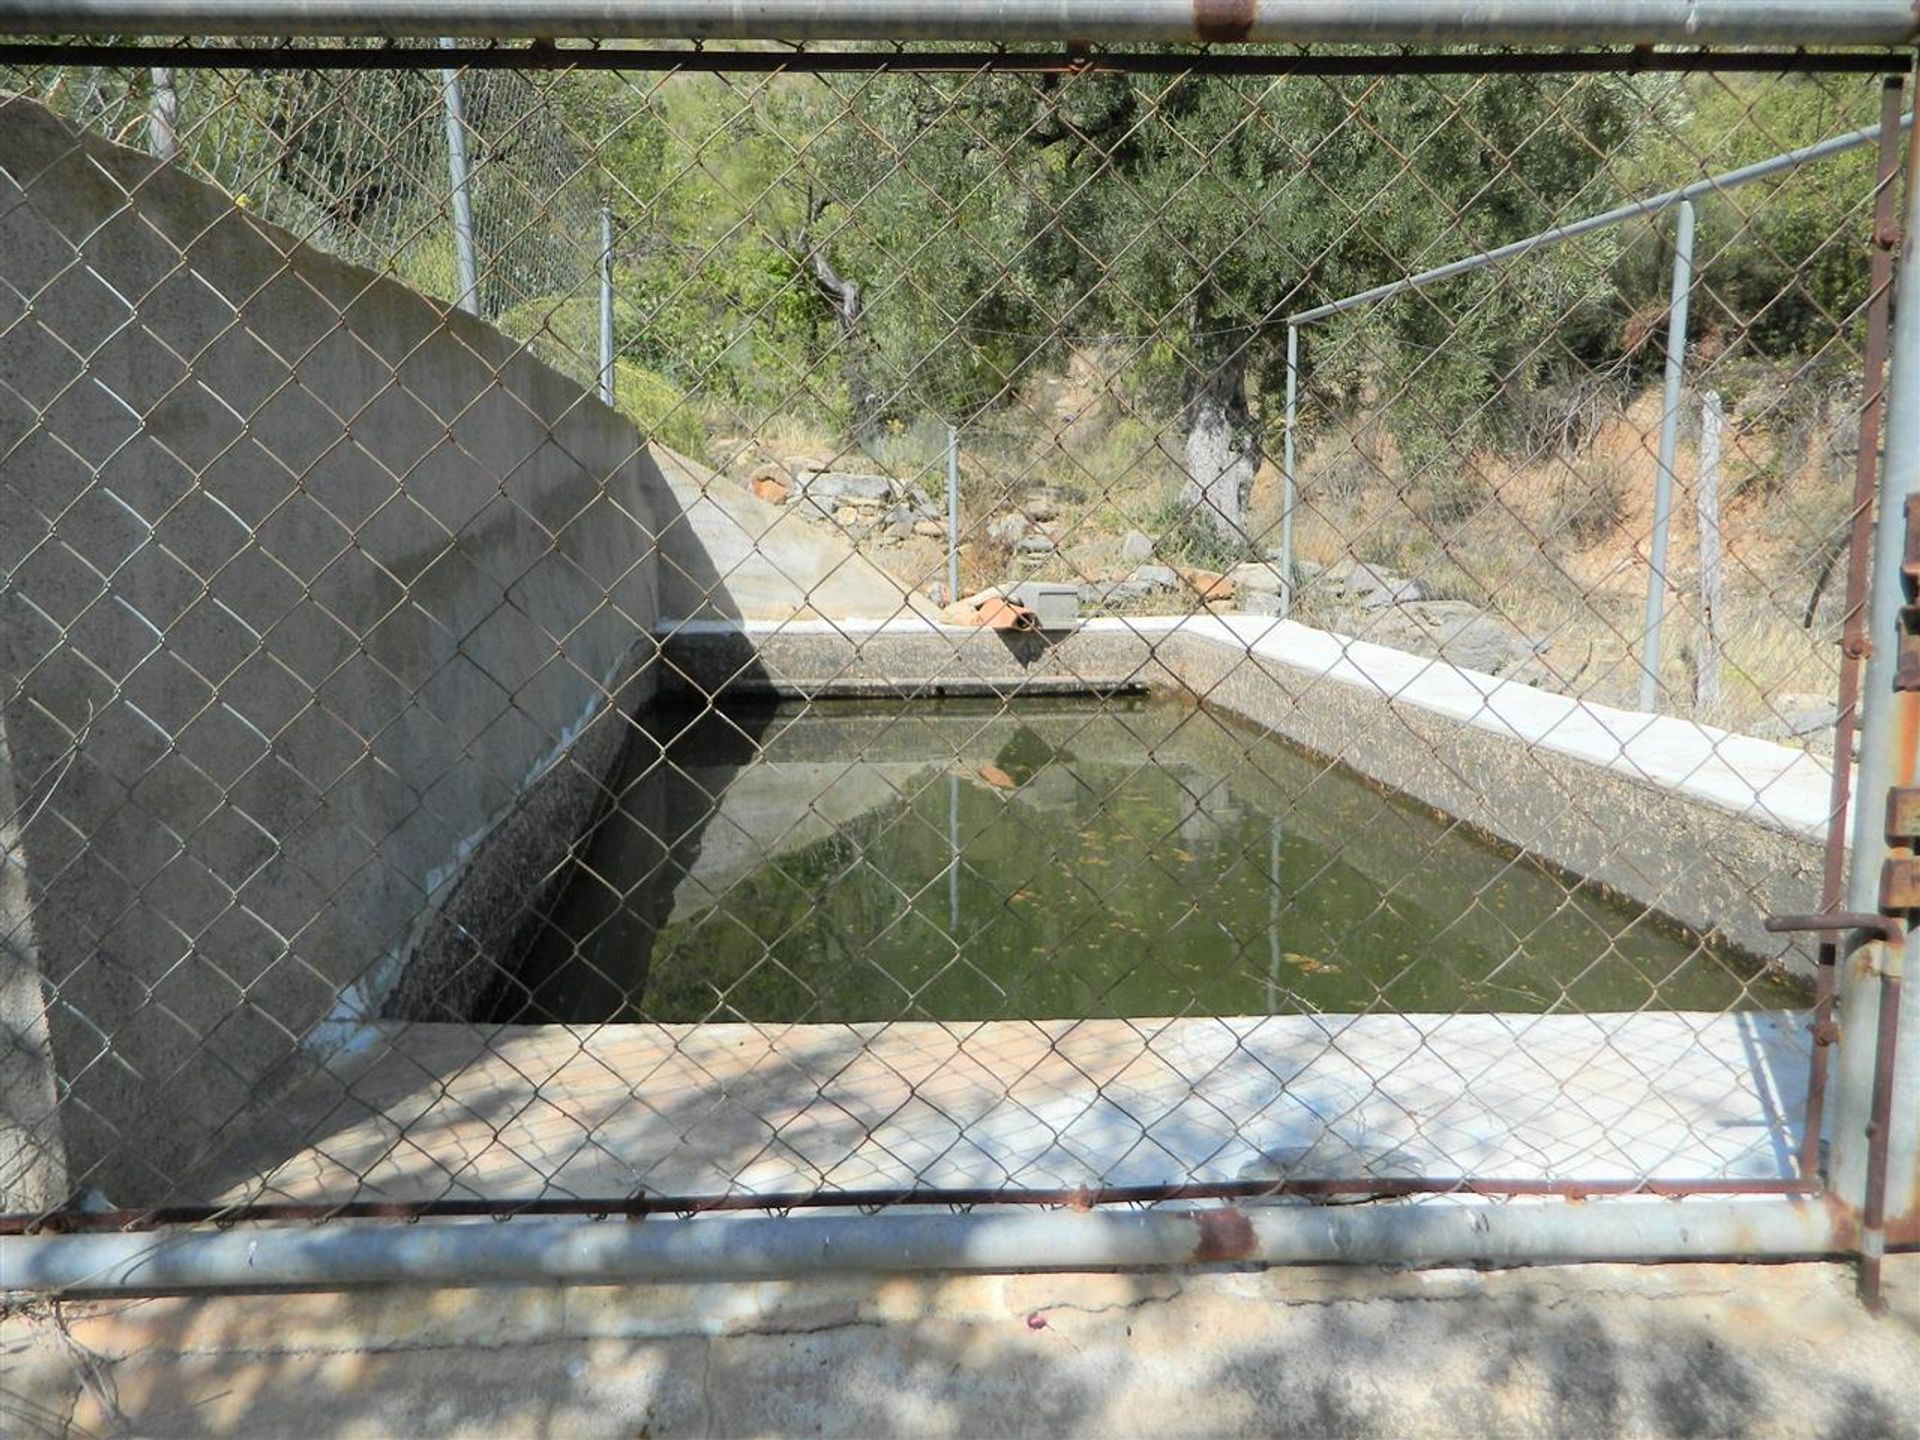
xmin=1638 ymin=196 xmax=1695 ymax=713
xmin=1280 ymin=322 xmax=1298 ymax=619
xmin=439 ymin=41 xmax=479 ymax=317
xmin=946 ymin=423 xmax=961 ymax=603
xmin=599 ymin=203 xmax=616 ymax=406
xmin=1832 ymin=106 xmax=1920 ymax=1309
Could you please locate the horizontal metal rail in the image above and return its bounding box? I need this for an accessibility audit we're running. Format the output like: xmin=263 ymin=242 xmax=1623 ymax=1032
xmin=0 ymin=42 xmax=1907 ymax=76
xmin=0 ymin=1199 xmax=1860 ymax=1296
xmin=1292 ymin=111 xmax=1916 ymax=326
xmin=0 ymin=1 xmax=1915 ymax=44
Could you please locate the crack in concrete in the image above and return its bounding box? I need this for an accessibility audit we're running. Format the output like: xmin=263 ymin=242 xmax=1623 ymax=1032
xmin=1029 ymin=1282 xmax=1187 ymax=1319
xmin=722 ymin=1316 xmax=887 ymax=1339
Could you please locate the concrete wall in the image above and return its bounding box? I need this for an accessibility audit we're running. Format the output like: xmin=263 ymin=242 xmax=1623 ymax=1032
xmin=0 ymin=96 xmax=669 ymax=1208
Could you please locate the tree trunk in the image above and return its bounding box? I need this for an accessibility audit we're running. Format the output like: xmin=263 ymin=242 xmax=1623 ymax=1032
xmin=1181 ymin=312 xmax=1261 ymax=547
xmin=803 ymin=233 xmax=882 ymax=447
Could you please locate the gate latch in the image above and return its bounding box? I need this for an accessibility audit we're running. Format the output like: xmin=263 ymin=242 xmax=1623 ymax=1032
xmin=1764 ymin=912 xmax=1904 ymax=944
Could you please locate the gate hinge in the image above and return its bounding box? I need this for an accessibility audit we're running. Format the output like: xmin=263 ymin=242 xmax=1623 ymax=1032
xmin=1888 ymin=787 xmax=1920 ymax=841
xmin=1878 ymin=856 xmax=1920 ymax=913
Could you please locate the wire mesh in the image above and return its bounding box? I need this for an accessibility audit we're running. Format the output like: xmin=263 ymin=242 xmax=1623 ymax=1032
xmin=0 ymin=39 xmax=1898 ymax=1237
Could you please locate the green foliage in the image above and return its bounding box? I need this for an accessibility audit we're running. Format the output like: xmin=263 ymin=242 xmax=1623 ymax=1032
xmin=1616 ymin=75 xmax=1884 ymax=356
xmin=612 ymin=360 xmax=708 ymax=458
xmin=1145 ymin=494 xmax=1261 ymax=572
xmin=33 ymin=60 xmax=1881 ymax=503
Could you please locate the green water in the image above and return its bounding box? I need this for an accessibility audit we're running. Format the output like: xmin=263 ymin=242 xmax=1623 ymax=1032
xmin=501 ymin=697 xmax=1803 ymax=1023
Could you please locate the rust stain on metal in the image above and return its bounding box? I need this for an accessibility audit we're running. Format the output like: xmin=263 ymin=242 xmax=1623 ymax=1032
xmin=1192 ymin=0 xmax=1256 ymax=44
xmin=1191 ymin=1207 xmax=1257 ymax=1262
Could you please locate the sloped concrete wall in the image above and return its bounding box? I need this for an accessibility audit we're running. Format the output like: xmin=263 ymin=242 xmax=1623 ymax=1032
xmin=0 ymin=96 xmax=668 ymax=1208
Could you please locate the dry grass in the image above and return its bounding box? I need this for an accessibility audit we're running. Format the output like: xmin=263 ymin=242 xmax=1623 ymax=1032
xmin=1261 ymin=388 xmax=1847 ymax=738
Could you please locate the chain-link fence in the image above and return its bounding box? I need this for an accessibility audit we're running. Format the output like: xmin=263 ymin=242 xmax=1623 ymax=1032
xmin=2 ymin=21 xmax=1916 ymax=1292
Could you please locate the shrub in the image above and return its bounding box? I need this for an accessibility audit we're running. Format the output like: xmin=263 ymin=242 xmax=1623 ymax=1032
xmin=613 ymin=362 xmax=709 ymax=459
xmin=1555 ymin=456 xmax=1630 ymax=548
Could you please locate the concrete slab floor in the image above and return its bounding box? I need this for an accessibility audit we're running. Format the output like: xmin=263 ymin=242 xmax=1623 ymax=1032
xmin=3 ymin=1257 xmax=1916 ymax=1438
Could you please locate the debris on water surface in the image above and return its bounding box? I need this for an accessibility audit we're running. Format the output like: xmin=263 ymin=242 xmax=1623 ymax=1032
xmin=1284 ymin=952 xmax=1342 ymax=975
xmin=977 ymin=763 xmax=1019 ymax=790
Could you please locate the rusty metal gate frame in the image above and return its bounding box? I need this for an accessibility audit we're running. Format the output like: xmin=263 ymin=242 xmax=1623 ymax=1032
xmin=0 ymin=26 xmax=1914 ymax=1301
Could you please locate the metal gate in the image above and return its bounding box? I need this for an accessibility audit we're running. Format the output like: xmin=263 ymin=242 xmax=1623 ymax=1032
xmin=0 ymin=5 xmax=1914 ymax=1301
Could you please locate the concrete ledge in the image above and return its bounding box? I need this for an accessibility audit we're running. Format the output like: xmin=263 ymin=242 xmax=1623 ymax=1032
xmin=214 ymin=1010 xmax=1807 ymax=1207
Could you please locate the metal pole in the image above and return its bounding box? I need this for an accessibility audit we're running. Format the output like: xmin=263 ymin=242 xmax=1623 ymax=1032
xmin=1280 ymin=323 xmax=1298 ymax=619
xmin=945 ymin=423 xmax=961 ymax=604
xmin=598 ymin=203 xmax=616 ymax=406
xmin=1833 ymin=101 xmax=1920 ymax=1299
xmin=147 ymin=65 xmax=176 ymax=161
xmin=0 ymin=1198 xmax=1848 ymax=1296
xmin=8 ymin=2 xmax=1918 ymax=46
xmin=439 ymin=41 xmax=479 ymax=318
xmin=1291 ymin=115 xmax=1910 ymax=329
xmin=1638 ymin=197 xmax=1695 ymax=714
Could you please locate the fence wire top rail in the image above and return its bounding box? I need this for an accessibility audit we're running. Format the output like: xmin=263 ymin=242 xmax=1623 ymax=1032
xmin=1291 ymin=110 xmax=1916 ymax=327
xmin=0 ymin=0 xmax=1918 ymax=44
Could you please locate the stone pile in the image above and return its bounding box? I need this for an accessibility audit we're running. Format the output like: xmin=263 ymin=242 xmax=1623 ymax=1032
xmin=750 ymin=456 xmax=945 ymax=543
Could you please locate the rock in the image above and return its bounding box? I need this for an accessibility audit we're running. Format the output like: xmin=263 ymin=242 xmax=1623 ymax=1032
xmin=784 ymin=454 xmax=831 ymax=479
xmin=1024 ymin=494 xmax=1060 ymax=523
xmin=988 ymin=513 xmax=1030 ymax=545
xmin=749 ymin=472 xmax=790 ymax=505
xmin=833 ymin=505 xmax=863 ymax=529
xmin=1129 ymin=564 xmax=1178 ymax=591
xmin=927 ymin=582 xmax=951 ymax=606
xmin=1755 ymin=695 xmax=1840 ymax=742
xmin=1367 ymin=601 xmax=1547 ymax=677
xmin=1101 ymin=580 xmax=1156 ymax=603
xmin=1434 ymin=617 xmax=1534 ymax=674
xmin=804 ymin=471 xmax=893 ymax=503
xmin=1229 ymin=562 xmax=1287 ymax=595
xmin=1016 ymin=534 xmax=1057 ymax=555
xmin=913 ymin=519 xmax=946 ymax=539
xmin=1239 ymin=590 xmax=1284 ymax=618
xmin=939 ymin=600 xmax=984 ymax=626
xmin=1121 ymin=530 xmax=1156 ymax=563
xmin=1177 ymin=566 xmax=1234 ymax=602
xmin=1398 ymin=599 xmax=1482 ymax=625
xmin=1329 ymin=560 xmax=1428 ymax=608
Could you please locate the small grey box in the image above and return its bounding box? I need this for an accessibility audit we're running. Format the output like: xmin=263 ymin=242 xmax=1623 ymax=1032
xmin=1007 ymin=581 xmax=1080 ymax=631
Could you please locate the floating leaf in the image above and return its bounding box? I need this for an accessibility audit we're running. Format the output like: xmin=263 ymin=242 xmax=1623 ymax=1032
xmin=1284 ymin=952 xmax=1340 ymax=975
